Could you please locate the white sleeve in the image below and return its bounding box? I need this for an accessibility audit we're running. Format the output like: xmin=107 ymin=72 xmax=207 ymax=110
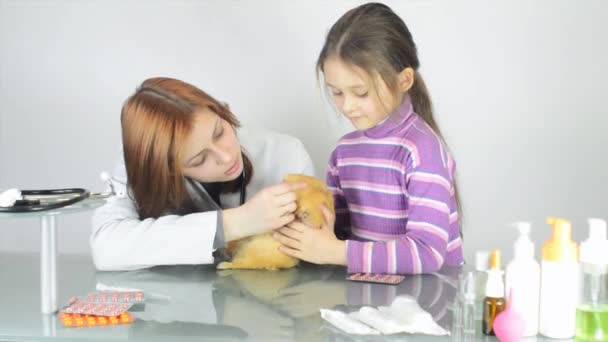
xmin=90 ymin=163 xmax=220 ymax=271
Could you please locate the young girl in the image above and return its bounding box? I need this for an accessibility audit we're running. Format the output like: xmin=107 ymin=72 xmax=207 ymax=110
xmin=275 ymin=3 xmax=463 ymax=274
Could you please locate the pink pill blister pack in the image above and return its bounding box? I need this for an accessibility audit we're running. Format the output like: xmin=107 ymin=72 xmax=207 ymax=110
xmin=61 ymin=291 xmax=144 ymax=317
xmin=346 ymin=273 xmax=405 ymax=285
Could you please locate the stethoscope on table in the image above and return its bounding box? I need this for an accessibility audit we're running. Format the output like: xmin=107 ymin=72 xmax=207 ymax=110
xmin=0 ymin=172 xmax=125 ymax=213
xmin=0 ymin=167 xmax=247 ymax=212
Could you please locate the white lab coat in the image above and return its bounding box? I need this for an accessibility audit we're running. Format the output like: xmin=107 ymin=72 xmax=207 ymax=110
xmin=91 ymin=127 xmax=315 ymax=271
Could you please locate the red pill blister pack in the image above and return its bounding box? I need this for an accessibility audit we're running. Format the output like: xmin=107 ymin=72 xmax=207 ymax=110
xmin=346 ymin=273 xmax=405 ymax=285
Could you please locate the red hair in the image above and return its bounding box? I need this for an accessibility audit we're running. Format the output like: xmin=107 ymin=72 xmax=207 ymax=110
xmin=121 ymin=77 xmax=252 ymax=219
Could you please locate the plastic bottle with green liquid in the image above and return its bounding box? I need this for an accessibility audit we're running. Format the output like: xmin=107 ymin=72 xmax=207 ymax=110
xmin=576 ymin=218 xmax=608 ymax=341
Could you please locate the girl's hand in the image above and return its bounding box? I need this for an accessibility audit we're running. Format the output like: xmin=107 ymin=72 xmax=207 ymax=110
xmin=223 ymin=182 xmax=306 ymax=241
xmin=273 ymin=206 xmax=347 ymax=265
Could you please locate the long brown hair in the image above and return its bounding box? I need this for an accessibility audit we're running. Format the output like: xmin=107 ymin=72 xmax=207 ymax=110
xmin=316 ymin=2 xmax=463 ymax=227
xmin=121 ymin=77 xmax=253 ymax=219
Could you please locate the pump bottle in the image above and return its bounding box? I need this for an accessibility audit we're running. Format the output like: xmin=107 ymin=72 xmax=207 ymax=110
xmin=539 ymin=217 xmax=579 ymax=339
xmin=575 ymin=218 xmax=608 ymax=341
xmin=505 ymin=221 xmax=540 ymax=337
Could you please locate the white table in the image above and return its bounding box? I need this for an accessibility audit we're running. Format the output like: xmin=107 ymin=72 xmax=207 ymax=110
xmin=0 ymin=198 xmax=104 ymax=314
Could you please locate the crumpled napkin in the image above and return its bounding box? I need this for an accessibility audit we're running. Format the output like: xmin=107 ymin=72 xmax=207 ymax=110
xmin=321 ymin=295 xmax=449 ymax=336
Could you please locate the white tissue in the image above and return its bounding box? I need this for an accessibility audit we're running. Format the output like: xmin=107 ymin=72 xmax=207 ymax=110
xmin=354 ymin=306 xmax=403 ymax=334
xmin=321 ymin=295 xmax=449 ymax=336
xmin=0 ymin=188 xmax=22 ymax=207
xmin=320 ymin=309 xmax=380 ymax=335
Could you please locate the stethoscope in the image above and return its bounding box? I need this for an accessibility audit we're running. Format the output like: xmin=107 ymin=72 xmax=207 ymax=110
xmin=0 ymin=172 xmax=123 ymax=213
xmin=239 ymin=166 xmax=247 ymax=205
xmin=190 ymin=164 xmax=247 ymax=207
xmin=0 ymin=167 xmax=246 ymax=212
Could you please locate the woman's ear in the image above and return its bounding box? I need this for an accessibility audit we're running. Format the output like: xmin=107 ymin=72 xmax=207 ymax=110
xmin=398 ymin=67 xmax=415 ymax=93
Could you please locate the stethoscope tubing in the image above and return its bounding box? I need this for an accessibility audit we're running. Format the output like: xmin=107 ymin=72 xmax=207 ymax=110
xmin=0 ymin=188 xmax=91 ymax=213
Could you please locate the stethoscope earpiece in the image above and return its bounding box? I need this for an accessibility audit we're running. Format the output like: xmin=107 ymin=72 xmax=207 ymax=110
xmin=99 ymin=172 xmax=126 ymax=199
xmin=100 ymin=172 xmax=111 ymax=183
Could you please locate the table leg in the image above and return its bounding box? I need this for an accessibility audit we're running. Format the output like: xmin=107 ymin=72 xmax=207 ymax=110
xmin=40 ymin=215 xmax=57 ymax=314
xmin=42 ymin=313 xmax=57 ymax=337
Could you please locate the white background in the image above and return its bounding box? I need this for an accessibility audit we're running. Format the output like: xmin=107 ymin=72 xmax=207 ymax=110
xmin=1 ymin=0 xmax=607 ymax=266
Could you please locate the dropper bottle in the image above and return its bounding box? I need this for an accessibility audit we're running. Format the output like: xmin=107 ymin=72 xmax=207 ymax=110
xmin=483 ymin=249 xmax=506 ymax=335
xmin=474 ymin=250 xmax=490 ymax=320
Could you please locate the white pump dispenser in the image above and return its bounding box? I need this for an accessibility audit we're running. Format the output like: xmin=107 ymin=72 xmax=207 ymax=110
xmin=505 ymin=222 xmax=540 ymax=337
xmin=539 ymin=217 xmax=578 ymax=339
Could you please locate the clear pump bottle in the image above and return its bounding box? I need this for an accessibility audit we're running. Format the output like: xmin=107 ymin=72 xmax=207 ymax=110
xmin=576 ymin=218 xmax=608 ymax=341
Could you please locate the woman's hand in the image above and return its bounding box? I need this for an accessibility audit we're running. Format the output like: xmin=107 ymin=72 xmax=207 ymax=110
xmin=223 ymin=181 xmax=306 ymax=241
xmin=274 ymin=206 xmax=347 ymax=266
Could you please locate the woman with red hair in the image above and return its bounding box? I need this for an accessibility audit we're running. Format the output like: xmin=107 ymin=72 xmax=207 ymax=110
xmin=91 ymin=77 xmax=313 ymax=271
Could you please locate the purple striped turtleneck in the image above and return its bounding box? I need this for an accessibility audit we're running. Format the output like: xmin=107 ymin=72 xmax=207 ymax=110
xmin=327 ymin=96 xmax=464 ymax=274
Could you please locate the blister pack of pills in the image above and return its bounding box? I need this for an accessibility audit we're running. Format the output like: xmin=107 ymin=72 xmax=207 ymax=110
xmin=58 ymin=290 xmax=143 ymax=327
xmin=59 ymin=312 xmax=133 ymax=327
xmin=346 ymin=273 xmax=405 ymax=285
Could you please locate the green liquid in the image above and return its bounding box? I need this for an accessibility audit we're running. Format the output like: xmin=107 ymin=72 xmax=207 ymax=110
xmin=576 ymin=305 xmax=608 ymax=341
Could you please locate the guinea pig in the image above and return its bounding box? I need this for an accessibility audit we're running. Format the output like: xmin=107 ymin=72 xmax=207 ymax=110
xmin=217 ymin=174 xmax=334 ymax=270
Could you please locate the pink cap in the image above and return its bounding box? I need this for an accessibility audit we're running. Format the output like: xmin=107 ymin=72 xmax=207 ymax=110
xmin=493 ymin=289 xmax=525 ymax=342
